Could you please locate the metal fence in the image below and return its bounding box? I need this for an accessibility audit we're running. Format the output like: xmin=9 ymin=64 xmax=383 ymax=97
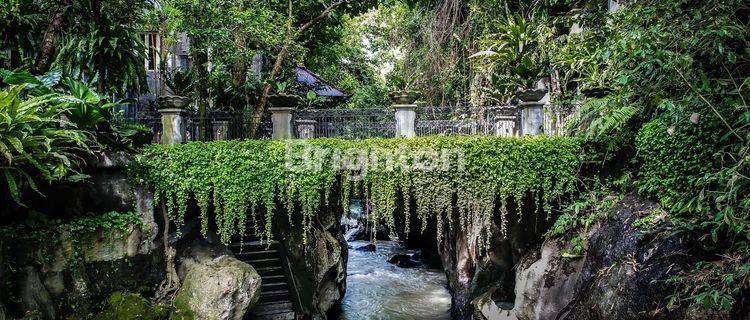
xmin=185 ymin=110 xmax=272 ymax=141
xmin=293 ymin=105 xmax=522 ymax=139
xmin=295 ymin=108 xmax=395 ymax=139
xmin=123 ymin=109 xmax=272 ymax=143
xmin=416 ymin=105 xmax=518 ymax=137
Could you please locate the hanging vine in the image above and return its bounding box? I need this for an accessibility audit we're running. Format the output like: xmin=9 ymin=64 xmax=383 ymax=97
xmin=131 ymin=136 xmax=580 ymax=246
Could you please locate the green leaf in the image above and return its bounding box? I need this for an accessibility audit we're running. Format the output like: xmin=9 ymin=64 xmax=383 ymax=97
xmin=3 ymin=71 xmax=43 ymax=86
xmin=4 ymin=170 xmax=24 ymax=206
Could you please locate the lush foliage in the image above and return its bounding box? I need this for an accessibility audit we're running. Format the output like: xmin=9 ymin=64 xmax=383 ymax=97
xmin=131 ymin=136 xmax=580 ymax=245
xmin=542 ymin=0 xmax=750 ymax=313
xmin=470 ymin=11 xmax=553 ymax=98
xmin=159 ymin=0 xmax=382 ymax=112
xmin=0 ymin=71 xmax=151 ymax=206
xmin=1 ymin=0 xmax=150 ymax=96
xmin=0 ymin=84 xmax=93 ymax=205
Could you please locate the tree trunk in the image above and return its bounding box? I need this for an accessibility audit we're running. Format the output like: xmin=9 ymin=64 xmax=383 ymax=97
xmin=156 ymin=200 xmax=180 ymax=302
xmin=190 ymin=37 xmax=209 ymax=140
xmin=249 ymin=0 xmax=354 ymax=136
xmin=35 ymin=0 xmax=71 ymax=72
xmin=91 ymin=0 xmax=107 ymax=94
xmin=250 ymin=41 xmax=291 ymax=137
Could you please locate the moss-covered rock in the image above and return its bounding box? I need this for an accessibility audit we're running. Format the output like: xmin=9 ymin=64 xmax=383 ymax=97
xmin=5 ymin=211 xmax=162 ymax=319
xmin=173 ymin=241 xmax=261 ymax=320
xmin=98 ymin=292 xmax=169 ymax=320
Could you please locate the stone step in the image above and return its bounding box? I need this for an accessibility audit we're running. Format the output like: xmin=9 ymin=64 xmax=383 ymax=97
xmin=230 ymin=240 xmax=279 ymax=251
xmin=234 ymin=250 xmax=279 ymax=260
xmin=242 ymin=258 xmax=281 ymax=268
xmin=260 ymin=274 xmax=287 ymax=282
xmin=231 ymin=239 xmax=296 ymax=319
xmin=252 ymin=301 xmax=294 ymax=315
xmin=249 ymin=302 xmax=296 ymax=320
xmin=259 ymin=290 xmax=291 ymax=303
xmin=262 ymin=281 xmax=289 ymax=292
xmin=255 ymin=266 xmax=284 ymax=276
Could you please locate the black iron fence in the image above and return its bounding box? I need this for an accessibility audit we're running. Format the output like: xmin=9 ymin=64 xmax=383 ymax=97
xmin=415 ymin=105 xmax=518 ymax=137
xmin=294 ymin=108 xmax=395 ymax=139
xmin=122 ymin=103 xmax=579 ymax=143
xmin=122 ymin=109 xmax=272 ymax=144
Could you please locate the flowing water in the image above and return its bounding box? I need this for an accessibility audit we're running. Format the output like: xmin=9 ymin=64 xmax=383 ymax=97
xmin=339 ymin=239 xmax=452 ymax=320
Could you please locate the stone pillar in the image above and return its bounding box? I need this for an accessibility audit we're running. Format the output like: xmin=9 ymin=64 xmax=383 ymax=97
xmin=159 ymin=108 xmax=188 ymax=145
xmin=569 ymin=8 xmax=584 ymax=35
xmin=269 ymin=107 xmax=294 ymax=140
xmin=212 ymin=120 xmax=230 ymax=141
xmin=520 ymin=102 xmax=544 ymax=136
xmin=608 ymin=0 xmax=621 ymax=12
xmin=296 ymin=120 xmax=316 ymax=139
xmin=394 ymin=104 xmax=417 ymax=138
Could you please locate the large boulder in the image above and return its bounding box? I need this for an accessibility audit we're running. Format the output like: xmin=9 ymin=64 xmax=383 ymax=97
xmin=472 ymin=194 xmax=694 ymax=320
xmin=173 ymin=240 xmax=262 ymax=320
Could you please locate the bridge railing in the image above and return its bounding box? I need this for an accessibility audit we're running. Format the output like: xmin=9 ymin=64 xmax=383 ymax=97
xmin=122 ymin=101 xmax=577 ymax=143
xmin=122 ymin=109 xmax=272 ymax=144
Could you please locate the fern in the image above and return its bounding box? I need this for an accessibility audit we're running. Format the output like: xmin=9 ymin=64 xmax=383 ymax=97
xmin=0 ymin=84 xmax=95 ymax=205
xmin=567 ymin=96 xmax=639 ymax=138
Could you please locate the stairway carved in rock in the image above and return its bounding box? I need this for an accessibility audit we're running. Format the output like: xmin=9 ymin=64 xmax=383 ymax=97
xmin=230 ymin=239 xmax=297 ymax=320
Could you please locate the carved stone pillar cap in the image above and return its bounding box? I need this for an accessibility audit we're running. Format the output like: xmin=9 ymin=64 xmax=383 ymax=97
xmin=393 ymin=104 xmax=417 ymax=110
xmin=269 ymin=107 xmax=295 ymax=113
xmin=158 ymin=108 xmax=189 ymax=115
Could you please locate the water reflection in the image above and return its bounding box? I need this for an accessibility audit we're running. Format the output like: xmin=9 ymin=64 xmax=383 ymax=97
xmin=340 ymin=240 xmax=451 ymax=320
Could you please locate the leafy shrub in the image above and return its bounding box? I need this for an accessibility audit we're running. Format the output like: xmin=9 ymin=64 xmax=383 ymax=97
xmin=635 ymin=117 xmax=720 ymax=212
xmin=0 ymin=84 xmax=94 ymax=205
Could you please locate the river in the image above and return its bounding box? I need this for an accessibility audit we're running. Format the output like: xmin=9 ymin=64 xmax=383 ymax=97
xmin=339 ymin=239 xmax=452 ymax=320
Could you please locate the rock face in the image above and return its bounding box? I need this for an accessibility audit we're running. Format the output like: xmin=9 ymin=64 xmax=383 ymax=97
xmin=5 ymin=189 xmax=161 ymax=319
xmin=472 ymin=194 xmax=692 ymax=320
xmin=276 ymin=197 xmax=348 ymax=319
xmin=174 ymin=240 xmax=262 ymax=320
xmin=436 ymin=196 xmax=547 ymax=319
xmin=472 ymin=242 xmax=582 ymax=320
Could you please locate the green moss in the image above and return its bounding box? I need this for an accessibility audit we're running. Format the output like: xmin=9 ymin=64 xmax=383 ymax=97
xmin=170 ymin=289 xmax=196 ymax=320
xmin=98 ymin=292 xmax=169 ymax=320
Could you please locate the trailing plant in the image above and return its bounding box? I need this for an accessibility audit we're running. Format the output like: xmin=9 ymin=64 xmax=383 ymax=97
xmin=131 ymin=137 xmax=581 ymax=247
